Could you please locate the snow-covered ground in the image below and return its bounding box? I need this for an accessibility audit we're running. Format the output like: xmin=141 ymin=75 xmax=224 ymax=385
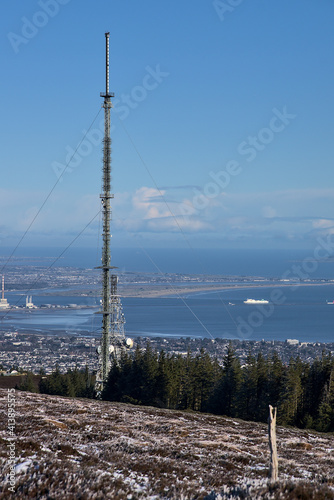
xmin=0 ymin=388 xmax=333 ymax=499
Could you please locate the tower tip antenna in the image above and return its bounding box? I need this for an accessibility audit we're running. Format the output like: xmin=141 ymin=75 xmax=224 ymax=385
xmin=103 ymin=31 xmax=112 ymax=97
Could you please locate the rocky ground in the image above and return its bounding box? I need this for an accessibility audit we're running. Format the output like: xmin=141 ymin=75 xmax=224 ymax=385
xmin=0 ymin=388 xmax=333 ymax=499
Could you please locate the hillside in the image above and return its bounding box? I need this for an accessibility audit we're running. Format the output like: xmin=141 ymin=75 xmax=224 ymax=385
xmin=0 ymin=388 xmax=333 ymax=499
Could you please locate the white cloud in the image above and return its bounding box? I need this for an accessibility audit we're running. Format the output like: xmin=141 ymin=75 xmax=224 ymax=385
xmin=2 ymin=185 xmax=334 ymax=247
xmin=114 ymin=187 xmax=211 ymax=233
xmin=111 ymin=186 xmax=334 ymax=243
xmin=132 ymin=187 xmax=169 ymax=219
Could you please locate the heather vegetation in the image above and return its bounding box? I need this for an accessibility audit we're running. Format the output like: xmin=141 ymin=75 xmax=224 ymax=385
xmin=25 ymin=343 xmax=334 ymax=433
xmin=1 ymin=388 xmax=333 ymax=499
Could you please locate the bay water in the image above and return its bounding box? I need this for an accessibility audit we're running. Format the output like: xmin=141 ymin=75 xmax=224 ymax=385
xmin=1 ymin=247 xmax=334 ymax=343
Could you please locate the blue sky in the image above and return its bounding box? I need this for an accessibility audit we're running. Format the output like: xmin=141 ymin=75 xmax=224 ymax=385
xmin=1 ymin=0 xmax=334 ymax=251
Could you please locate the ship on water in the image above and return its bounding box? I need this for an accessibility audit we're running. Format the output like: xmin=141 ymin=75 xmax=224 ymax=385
xmin=244 ymin=298 xmax=269 ymax=304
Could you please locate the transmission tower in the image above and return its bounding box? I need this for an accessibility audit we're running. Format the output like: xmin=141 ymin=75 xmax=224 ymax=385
xmin=95 ymin=33 xmax=132 ymax=396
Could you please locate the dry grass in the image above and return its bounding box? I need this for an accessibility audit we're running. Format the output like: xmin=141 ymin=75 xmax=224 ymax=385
xmin=0 ymin=388 xmax=333 ymax=499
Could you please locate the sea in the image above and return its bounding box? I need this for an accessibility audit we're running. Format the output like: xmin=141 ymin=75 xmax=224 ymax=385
xmin=1 ymin=247 xmax=334 ymax=344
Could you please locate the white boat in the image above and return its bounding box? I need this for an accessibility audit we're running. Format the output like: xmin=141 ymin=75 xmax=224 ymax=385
xmin=244 ymin=298 xmax=269 ymax=304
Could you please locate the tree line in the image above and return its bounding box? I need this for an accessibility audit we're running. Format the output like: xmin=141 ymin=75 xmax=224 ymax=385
xmin=17 ymin=365 xmax=95 ymax=399
xmin=17 ymin=343 xmax=334 ymax=432
xmin=101 ymin=344 xmax=334 ymax=432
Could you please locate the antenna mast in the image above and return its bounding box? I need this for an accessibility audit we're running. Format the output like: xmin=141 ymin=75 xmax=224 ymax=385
xmin=95 ymin=33 xmax=131 ymax=396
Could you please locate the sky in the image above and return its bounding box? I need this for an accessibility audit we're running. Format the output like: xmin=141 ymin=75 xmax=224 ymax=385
xmin=1 ymin=0 xmax=334 ymax=252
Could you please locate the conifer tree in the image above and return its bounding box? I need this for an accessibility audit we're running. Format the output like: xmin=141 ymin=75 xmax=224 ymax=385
xmin=239 ymin=350 xmax=258 ymax=420
xmin=192 ymin=349 xmax=216 ymax=411
xmin=155 ymin=349 xmax=170 ymax=407
xmin=168 ymin=354 xmax=187 ymax=409
xmin=179 ymin=349 xmax=194 ymax=410
xmin=39 ymin=363 xmax=63 ymax=395
xmin=278 ymin=357 xmax=305 ymax=425
xmin=268 ymin=351 xmax=284 ymax=407
xmin=102 ymin=360 xmax=122 ymax=401
xmin=209 ymin=343 xmax=241 ymax=417
xmin=17 ymin=372 xmax=37 ymax=393
xmin=254 ymin=352 xmax=269 ymax=421
xmin=315 ymin=366 xmax=334 ymax=432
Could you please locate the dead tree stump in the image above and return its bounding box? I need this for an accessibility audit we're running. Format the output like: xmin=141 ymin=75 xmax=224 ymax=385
xmin=268 ymin=405 xmax=278 ymax=481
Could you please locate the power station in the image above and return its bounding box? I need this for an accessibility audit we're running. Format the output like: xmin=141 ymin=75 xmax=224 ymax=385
xmin=95 ymin=33 xmax=132 ymax=396
xmin=0 ymin=275 xmax=10 ymax=310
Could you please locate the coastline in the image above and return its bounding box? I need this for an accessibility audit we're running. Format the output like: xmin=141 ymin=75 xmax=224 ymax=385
xmin=118 ymin=281 xmax=334 ymax=299
xmin=5 ymin=279 xmax=334 ymax=301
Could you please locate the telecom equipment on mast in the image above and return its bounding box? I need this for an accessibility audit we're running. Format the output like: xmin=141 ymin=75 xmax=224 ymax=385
xmin=95 ymin=33 xmax=132 ymax=396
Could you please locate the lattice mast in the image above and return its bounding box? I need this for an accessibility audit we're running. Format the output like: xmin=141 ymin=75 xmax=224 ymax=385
xmin=95 ymin=32 xmax=128 ymax=395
